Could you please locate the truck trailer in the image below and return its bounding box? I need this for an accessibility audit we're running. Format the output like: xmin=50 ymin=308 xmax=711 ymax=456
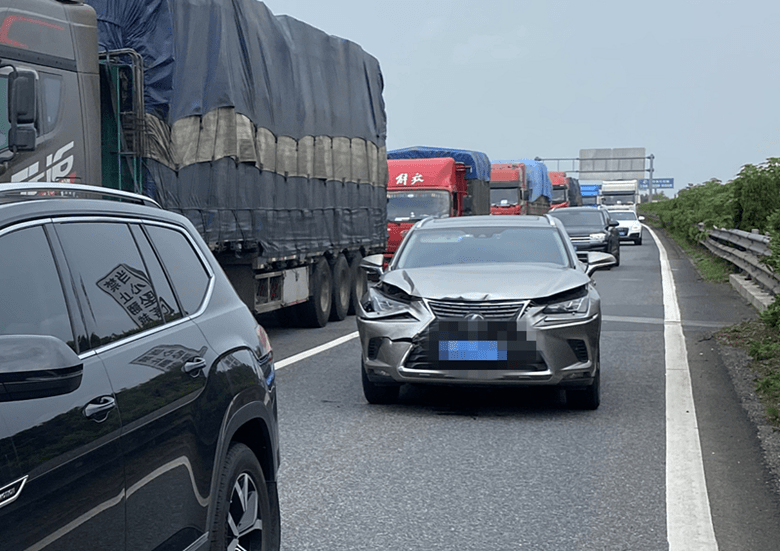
xmin=384 ymin=147 xmax=491 ymax=261
xmin=0 ymin=0 xmax=389 ymax=328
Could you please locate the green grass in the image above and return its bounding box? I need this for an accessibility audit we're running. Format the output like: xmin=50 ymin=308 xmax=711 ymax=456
xmin=717 ymin=319 xmax=780 ymax=429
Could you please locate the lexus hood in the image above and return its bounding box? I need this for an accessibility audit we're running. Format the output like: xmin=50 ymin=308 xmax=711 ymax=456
xmin=380 ymin=263 xmax=590 ymax=301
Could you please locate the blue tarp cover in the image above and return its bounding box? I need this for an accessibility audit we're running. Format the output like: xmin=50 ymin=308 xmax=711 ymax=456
xmin=84 ymin=0 xmax=388 ymax=255
xmin=86 ymin=0 xmax=386 ymax=141
xmin=388 ymin=147 xmax=491 ymax=181
xmin=494 ymin=159 xmax=553 ymax=202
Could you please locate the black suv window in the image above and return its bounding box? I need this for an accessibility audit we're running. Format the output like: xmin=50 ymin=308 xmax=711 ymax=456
xmin=0 ymin=225 xmax=74 ymax=349
xmin=130 ymin=224 xmax=183 ymax=324
xmin=55 ymin=222 xmax=172 ymax=348
xmin=146 ymin=225 xmax=211 ymax=315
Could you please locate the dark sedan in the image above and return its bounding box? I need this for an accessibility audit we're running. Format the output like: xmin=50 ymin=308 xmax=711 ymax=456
xmin=548 ymin=206 xmax=621 ymax=266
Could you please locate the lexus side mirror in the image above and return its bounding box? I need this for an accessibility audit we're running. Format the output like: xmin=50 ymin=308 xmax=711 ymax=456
xmin=360 ymin=254 xmax=385 ymax=284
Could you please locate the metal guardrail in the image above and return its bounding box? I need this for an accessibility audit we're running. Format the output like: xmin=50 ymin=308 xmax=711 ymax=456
xmin=697 ymin=224 xmax=779 ymax=294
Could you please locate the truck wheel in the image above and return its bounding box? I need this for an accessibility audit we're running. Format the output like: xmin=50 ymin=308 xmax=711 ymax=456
xmin=210 ymin=443 xmax=278 ymax=551
xmin=348 ymin=252 xmax=365 ymax=315
xmin=300 ymin=257 xmax=332 ymax=328
xmin=329 ymin=254 xmax=351 ymax=322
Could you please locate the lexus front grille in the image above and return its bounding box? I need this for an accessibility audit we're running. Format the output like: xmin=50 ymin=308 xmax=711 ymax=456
xmin=426 ymin=299 xmax=528 ymax=320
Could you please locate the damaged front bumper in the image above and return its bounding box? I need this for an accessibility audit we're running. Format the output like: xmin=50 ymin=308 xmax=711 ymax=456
xmin=357 ymin=291 xmax=602 ymax=389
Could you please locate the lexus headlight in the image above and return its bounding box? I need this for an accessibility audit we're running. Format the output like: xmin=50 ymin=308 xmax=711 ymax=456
xmin=589 ymin=232 xmax=607 ymax=242
xmin=364 ymin=282 xmax=417 ymax=319
xmin=540 ymin=286 xmax=590 ymax=316
xmin=543 ymin=296 xmax=590 ymax=314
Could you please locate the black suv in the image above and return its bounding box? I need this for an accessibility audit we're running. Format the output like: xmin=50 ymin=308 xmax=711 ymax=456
xmin=0 ymin=184 xmax=280 ymax=551
xmin=548 ymin=206 xmax=621 ymax=267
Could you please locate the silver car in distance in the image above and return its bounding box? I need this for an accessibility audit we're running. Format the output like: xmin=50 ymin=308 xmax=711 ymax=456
xmin=356 ymin=215 xmax=616 ymax=409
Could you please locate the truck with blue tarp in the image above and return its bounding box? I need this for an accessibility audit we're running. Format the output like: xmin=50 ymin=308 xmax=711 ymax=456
xmin=0 ymin=0 xmax=388 ymax=328
xmin=490 ymin=159 xmax=552 ymax=215
xmin=384 ymin=146 xmax=491 ymax=260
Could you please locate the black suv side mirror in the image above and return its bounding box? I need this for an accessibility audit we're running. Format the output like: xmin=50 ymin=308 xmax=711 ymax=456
xmin=8 ymin=69 xmax=38 ymax=152
xmin=0 ymin=335 xmax=83 ymax=401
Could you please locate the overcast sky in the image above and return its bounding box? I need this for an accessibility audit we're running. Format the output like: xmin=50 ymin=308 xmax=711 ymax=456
xmin=261 ymin=0 xmax=780 ymax=195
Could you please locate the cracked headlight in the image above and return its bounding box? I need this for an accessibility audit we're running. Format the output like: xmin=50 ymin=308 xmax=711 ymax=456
xmin=364 ymin=282 xmax=417 ymax=319
xmin=539 ymin=286 xmax=590 ymax=316
xmin=543 ymin=296 xmax=589 ymax=314
xmin=589 ymin=232 xmax=607 ymax=242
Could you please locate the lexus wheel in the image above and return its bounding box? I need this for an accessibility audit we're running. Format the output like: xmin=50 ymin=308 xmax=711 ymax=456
xmin=567 ymin=365 xmax=601 ymax=410
xmin=362 ymin=361 xmax=400 ymax=404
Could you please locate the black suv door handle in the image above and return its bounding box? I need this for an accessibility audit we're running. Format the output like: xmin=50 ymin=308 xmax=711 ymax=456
xmin=183 ymin=357 xmax=207 ymax=376
xmin=83 ymin=396 xmax=116 ymax=421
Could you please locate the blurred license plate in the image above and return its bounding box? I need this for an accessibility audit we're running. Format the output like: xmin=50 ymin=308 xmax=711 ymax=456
xmin=438 ymin=340 xmax=507 ymax=361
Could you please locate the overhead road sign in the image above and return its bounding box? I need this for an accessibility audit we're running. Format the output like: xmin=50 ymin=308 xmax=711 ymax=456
xmin=638 ymin=178 xmax=674 ymax=189
xmin=579 ymin=148 xmax=646 ymax=180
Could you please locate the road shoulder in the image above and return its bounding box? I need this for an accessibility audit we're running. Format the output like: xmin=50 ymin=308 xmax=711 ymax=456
xmin=651 ymin=225 xmax=780 ymax=550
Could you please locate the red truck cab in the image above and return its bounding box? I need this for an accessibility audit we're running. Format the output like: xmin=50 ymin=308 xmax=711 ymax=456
xmin=490 ymin=163 xmax=527 ymax=215
xmin=385 ymin=157 xmax=468 ymax=262
xmin=549 ymin=171 xmax=569 ymax=209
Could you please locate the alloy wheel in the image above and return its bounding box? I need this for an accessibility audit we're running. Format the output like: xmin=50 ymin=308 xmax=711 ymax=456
xmin=226 ymin=472 xmax=263 ymax=551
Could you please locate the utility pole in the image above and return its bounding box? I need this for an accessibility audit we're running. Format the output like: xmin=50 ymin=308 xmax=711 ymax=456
xmin=648 ymin=154 xmax=654 ymax=201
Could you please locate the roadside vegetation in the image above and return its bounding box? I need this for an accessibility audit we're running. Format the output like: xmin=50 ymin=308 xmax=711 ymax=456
xmin=639 ymin=158 xmax=780 ymax=429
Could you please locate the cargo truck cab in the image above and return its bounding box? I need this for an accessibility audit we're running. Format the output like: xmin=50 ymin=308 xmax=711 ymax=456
xmin=0 ymin=0 xmax=104 ymax=185
xmin=385 ymin=157 xmax=470 ymax=262
xmin=549 ymin=171 xmax=570 ymax=209
xmin=490 ymin=163 xmax=527 ymax=215
xmin=383 ymin=148 xmax=492 ymax=264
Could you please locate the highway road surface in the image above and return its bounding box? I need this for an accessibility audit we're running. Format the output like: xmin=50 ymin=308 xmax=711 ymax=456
xmin=261 ymin=226 xmax=780 ymax=550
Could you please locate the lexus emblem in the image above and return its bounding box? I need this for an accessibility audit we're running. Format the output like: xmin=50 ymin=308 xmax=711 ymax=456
xmin=465 ymin=313 xmax=484 ymax=321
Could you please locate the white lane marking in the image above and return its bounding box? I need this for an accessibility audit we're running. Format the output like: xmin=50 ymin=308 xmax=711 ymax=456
xmin=602 ymin=315 xmax=729 ymax=329
xmin=645 ymin=225 xmax=719 ymax=550
xmin=275 ymin=331 xmax=359 ymax=370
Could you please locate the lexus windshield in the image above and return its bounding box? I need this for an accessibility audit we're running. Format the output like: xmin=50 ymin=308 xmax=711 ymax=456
xmin=394 ymin=226 xmax=570 ymax=269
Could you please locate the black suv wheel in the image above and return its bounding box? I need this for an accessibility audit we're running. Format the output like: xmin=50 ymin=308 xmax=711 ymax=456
xmin=211 ymin=443 xmax=279 ymax=551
